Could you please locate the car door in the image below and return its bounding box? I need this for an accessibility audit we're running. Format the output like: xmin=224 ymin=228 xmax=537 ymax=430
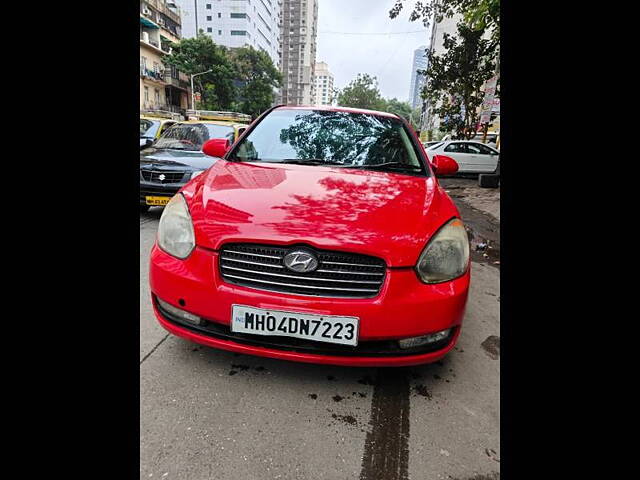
xmin=466 ymin=142 xmax=499 ymax=173
xmin=443 ymin=142 xmax=471 ymax=171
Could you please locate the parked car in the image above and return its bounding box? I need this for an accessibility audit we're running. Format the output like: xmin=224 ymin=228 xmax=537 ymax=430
xmin=140 ymin=117 xmax=250 ymax=212
xmin=426 ymin=140 xmax=499 ymax=174
xmin=422 ymin=141 xmax=441 ymax=149
xmin=148 ymin=105 xmax=470 ymax=367
xmin=140 ymin=111 xmax=182 ymax=149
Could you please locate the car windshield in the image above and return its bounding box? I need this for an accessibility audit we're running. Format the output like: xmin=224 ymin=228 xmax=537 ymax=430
xmin=229 ymin=109 xmax=427 ymax=175
xmin=153 ymin=123 xmax=235 ymax=151
xmin=426 ymin=142 xmax=443 ymax=150
xmin=140 ymin=119 xmax=160 ymax=138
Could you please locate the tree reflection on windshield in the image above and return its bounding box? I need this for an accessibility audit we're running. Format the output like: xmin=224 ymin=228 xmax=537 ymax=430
xmin=233 ymin=109 xmax=425 ymax=172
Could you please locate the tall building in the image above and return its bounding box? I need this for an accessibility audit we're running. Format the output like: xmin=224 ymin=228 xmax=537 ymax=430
xmin=279 ymin=0 xmax=318 ymax=105
xmin=409 ymin=46 xmax=428 ymax=109
xmin=140 ymin=0 xmax=191 ymax=114
xmin=420 ymin=12 xmax=461 ymax=133
xmin=313 ymin=61 xmax=334 ymax=106
xmin=174 ymin=0 xmax=281 ymax=68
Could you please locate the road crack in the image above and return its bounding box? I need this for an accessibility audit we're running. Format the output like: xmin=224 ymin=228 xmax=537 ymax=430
xmin=140 ymin=333 xmax=170 ymax=365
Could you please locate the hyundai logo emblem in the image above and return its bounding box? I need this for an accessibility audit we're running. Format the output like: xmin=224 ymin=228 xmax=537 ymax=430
xmin=283 ymin=250 xmax=319 ymax=273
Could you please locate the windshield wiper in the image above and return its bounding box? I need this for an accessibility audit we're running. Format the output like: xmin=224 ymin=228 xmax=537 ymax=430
xmin=344 ymin=162 xmax=423 ymax=171
xmin=272 ymin=158 xmax=346 ymax=166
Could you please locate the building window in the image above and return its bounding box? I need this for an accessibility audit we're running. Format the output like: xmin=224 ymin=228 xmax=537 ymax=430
xmin=154 ymin=89 xmax=160 ymax=104
xmin=218 ymin=30 xmax=222 ymax=35
xmin=231 ymin=30 xmax=247 ymax=36
xmin=207 ymin=27 xmax=212 ymax=32
xmin=230 ymin=13 xmax=246 ymax=18
xmin=144 ymin=86 xmax=149 ymax=102
xmin=218 ymin=12 xmax=221 ymax=18
xmin=206 ymin=4 xmax=211 ymax=9
xmin=206 ymin=15 xmax=212 ymax=20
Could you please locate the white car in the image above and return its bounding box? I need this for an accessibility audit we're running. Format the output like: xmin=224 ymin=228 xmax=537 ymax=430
xmin=426 ymin=140 xmax=499 ymax=174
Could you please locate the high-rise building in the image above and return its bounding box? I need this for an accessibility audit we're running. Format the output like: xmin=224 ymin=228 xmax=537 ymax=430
xmin=174 ymin=0 xmax=281 ymax=68
xmin=140 ymin=0 xmax=191 ymax=115
xmin=313 ymin=62 xmax=334 ymax=106
xmin=409 ymin=46 xmax=428 ymax=109
xmin=279 ymin=0 xmax=318 ymax=105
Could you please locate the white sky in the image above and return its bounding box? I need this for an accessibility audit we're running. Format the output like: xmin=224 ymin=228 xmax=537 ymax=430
xmin=316 ymin=0 xmax=430 ymax=102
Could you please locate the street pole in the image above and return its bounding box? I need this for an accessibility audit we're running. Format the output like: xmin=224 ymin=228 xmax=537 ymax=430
xmin=190 ymin=69 xmax=212 ymax=112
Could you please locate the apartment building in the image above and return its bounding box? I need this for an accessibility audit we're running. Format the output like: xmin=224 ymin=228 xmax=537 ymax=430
xmin=175 ymin=0 xmax=281 ymax=67
xmin=279 ymin=0 xmax=318 ymax=105
xmin=140 ymin=0 xmax=191 ymax=115
xmin=409 ymin=46 xmax=428 ymax=110
xmin=313 ymin=61 xmax=334 ymax=106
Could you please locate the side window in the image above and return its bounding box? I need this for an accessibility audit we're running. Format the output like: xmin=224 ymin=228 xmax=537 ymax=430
xmin=469 ymin=143 xmax=495 ymax=155
xmin=466 ymin=143 xmax=482 ymax=154
xmin=444 ymin=142 xmax=466 ymax=153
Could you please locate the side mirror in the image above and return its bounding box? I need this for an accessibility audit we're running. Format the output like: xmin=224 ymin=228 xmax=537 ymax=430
xmin=202 ymin=138 xmax=231 ymax=158
xmin=430 ymin=154 xmax=459 ymax=176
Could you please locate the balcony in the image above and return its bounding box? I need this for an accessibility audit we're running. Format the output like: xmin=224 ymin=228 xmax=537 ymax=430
xmin=163 ymin=72 xmax=190 ymax=91
xmin=140 ymin=67 xmax=166 ymax=83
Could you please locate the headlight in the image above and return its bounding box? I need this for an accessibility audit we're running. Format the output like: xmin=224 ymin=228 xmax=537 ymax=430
xmin=190 ymin=170 xmax=205 ymax=180
xmin=415 ymin=218 xmax=469 ymax=283
xmin=157 ymin=194 xmax=195 ymax=259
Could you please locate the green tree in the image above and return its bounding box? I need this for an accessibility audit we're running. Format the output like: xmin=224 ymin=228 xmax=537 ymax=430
xmin=230 ymin=46 xmax=282 ymax=117
xmin=381 ymin=98 xmax=421 ymax=129
xmin=336 ymin=74 xmax=387 ymax=110
xmin=423 ymin=23 xmax=496 ymax=139
xmin=163 ymin=32 xmax=237 ymax=110
xmin=389 ymin=0 xmax=500 ymax=45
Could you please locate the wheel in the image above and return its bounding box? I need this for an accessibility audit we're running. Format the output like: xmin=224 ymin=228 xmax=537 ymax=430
xmin=140 ymin=205 xmax=150 ymax=213
xmin=479 ymin=174 xmax=500 ymax=188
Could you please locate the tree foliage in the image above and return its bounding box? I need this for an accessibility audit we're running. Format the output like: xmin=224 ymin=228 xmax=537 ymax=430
xmin=163 ymin=33 xmax=237 ymax=110
xmin=230 ymin=46 xmax=282 ymax=117
xmin=389 ymin=0 xmax=500 ymax=45
xmin=382 ymin=98 xmax=421 ymax=129
xmin=336 ymin=74 xmax=387 ymax=111
xmin=163 ymin=33 xmax=281 ymax=114
xmin=422 ymin=23 xmax=496 ymax=138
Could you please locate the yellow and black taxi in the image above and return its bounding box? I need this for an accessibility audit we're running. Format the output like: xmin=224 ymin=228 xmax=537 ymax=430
xmin=140 ymin=110 xmax=183 ymax=149
xmin=140 ymin=110 xmax=251 ymax=212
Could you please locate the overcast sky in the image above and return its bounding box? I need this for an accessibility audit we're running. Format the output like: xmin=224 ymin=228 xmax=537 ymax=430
xmin=316 ymin=0 xmax=430 ymax=103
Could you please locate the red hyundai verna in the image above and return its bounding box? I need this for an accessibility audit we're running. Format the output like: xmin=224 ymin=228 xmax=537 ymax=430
xmin=149 ymin=105 xmax=470 ymax=367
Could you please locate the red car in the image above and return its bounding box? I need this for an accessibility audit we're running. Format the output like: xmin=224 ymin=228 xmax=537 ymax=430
xmin=149 ymin=105 xmax=470 ymax=367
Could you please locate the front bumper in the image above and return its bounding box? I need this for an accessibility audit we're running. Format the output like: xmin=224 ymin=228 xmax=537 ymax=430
xmin=149 ymin=244 xmax=470 ymax=367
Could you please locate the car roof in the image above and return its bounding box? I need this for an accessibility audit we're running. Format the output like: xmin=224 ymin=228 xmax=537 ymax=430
xmin=178 ymin=120 xmax=247 ymax=128
xmin=274 ymin=105 xmax=400 ymax=119
xmin=140 ymin=116 xmax=173 ymax=123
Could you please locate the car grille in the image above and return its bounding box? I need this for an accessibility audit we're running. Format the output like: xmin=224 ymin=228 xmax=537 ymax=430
xmin=219 ymin=243 xmax=386 ymax=298
xmin=140 ymin=169 xmax=186 ymax=183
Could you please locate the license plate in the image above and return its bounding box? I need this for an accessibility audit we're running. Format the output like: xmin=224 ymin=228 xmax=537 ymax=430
xmin=231 ymin=305 xmax=359 ymax=346
xmin=145 ymin=196 xmax=171 ymax=206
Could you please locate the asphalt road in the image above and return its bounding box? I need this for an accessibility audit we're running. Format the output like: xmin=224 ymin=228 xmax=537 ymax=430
xmin=140 ymin=196 xmax=500 ymax=480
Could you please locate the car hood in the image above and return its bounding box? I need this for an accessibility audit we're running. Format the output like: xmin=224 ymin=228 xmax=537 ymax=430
xmin=182 ymin=160 xmax=460 ymax=267
xmin=140 ymin=147 xmax=219 ymax=170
